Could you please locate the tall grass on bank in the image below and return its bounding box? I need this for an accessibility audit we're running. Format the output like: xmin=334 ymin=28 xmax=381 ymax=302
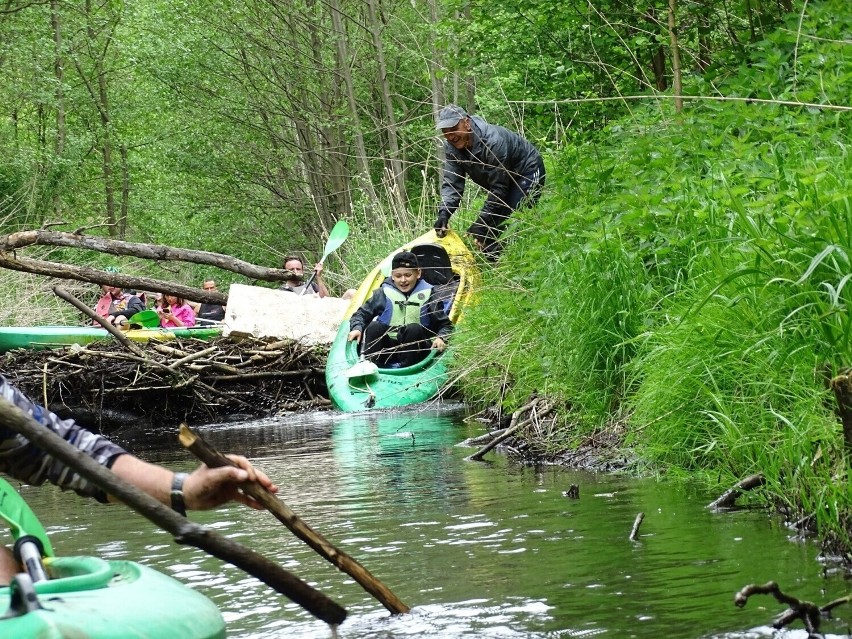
xmin=452 ymin=1 xmax=852 ymax=548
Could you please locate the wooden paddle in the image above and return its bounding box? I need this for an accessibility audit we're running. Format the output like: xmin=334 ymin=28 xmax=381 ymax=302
xmin=180 ymin=424 xmax=410 ymax=615
xmin=0 ymin=395 xmax=347 ymax=626
xmin=300 ymin=220 xmax=350 ymax=296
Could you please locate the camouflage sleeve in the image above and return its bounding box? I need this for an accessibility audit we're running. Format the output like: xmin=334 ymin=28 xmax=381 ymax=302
xmin=0 ymin=375 xmax=128 ymax=502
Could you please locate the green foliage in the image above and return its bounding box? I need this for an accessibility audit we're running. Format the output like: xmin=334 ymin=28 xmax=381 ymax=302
xmin=454 ymin=0 xmax=852 ymax=547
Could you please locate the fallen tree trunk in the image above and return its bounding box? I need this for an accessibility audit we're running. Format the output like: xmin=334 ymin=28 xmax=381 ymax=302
xmin=0 ymin=253 xmax=228 ymax=304
xmin=0 ymin=232 xmax=301 ymax=304
xmin=1 ymin=230 xmax=295 ymax=284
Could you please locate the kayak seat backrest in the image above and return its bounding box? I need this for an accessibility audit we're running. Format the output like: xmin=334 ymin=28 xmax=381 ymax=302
xmin=410 ymin=244 xmax=453 ymax=286
xmin=432 ymin=276 xmax=461 ymax=314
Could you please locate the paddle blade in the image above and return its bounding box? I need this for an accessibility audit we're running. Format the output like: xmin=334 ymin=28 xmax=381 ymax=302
xmin=128 ymin=309 xmax=160 ymax=328
xmin=300 ymin=220 xmax=351 ymax=296
xmin=344 ymin=358 xmax=379 ymax=379
xmin=323 ymin=220 xmax=350 ymax=260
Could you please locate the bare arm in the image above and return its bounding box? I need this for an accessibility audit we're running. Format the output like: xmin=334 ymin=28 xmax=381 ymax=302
xmin=110 ymin=453 xmax=278 ymax=511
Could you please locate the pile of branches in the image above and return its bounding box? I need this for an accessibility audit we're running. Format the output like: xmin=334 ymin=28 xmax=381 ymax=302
xmin=0 ymin=335 xmax=331 ymax=436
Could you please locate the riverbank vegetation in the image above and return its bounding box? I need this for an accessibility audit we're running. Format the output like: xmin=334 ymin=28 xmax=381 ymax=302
xmin=454 ymin=1 xmax=852 ymax=554
xmin=1 ymin=0 xmax=850 ymax=554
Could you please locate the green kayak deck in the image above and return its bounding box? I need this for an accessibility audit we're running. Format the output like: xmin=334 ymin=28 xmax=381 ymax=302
xmin=0 ymin=325 xmax=222 ymax=352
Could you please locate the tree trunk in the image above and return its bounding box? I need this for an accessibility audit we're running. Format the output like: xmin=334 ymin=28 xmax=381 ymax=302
xmin=80 ymin=0 xmax=117 ymax=236
xmin=308 ymin=0 xmax=352 ymax=227
xmin=50 ymin=0 xmax=65 ymax=218
xmin=427 ymin=0 xmax=444 ymax=120
xmin=330 ymin=0 xmax=379 ymax=206
xmin=697 ymin=0 xmax=712 ymax=72
xmin=365 ymin=0 xmax=406 ymax=210
xmin=668 ymin=0 xmax=683 ymax=112
xmin=119 ymin=144 xmax=129 ymax=239
xmin=645 ymin=7 xmax=668 ymax=91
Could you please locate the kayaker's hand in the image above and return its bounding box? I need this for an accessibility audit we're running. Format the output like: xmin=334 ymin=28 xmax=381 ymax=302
xmin=347 ymin=329 xmax=362 ymax=342
xmin=183 ymin=455 xmax=278 ymax=511
xmin=432 ymin=336 xmax=447 ymax=352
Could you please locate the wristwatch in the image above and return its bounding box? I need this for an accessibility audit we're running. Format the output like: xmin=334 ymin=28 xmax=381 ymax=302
xmin=170 ymin=472 xmax=188 ymax=517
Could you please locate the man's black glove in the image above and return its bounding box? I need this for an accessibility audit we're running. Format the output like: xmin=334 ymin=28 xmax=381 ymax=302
xmin=434 ymin=210 xmax=451 ymax=238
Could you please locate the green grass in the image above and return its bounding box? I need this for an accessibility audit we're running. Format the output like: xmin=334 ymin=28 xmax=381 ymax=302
xmin=452 ymin=0 xmax=852 ymax=550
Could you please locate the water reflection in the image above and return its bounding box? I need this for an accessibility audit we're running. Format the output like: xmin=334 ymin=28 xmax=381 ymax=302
xmin=13 ymin=407 xmax=851 ymax=638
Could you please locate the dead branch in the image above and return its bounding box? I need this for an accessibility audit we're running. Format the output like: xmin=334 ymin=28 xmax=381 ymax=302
xmin=734 ymin=581 xmax=831 ymax=635
xmin=707 ymin=473 xmax=765 ymax=509
xmin=629 ymin=512 xmax=645 ymax=541
xmin=468 ymin=399 xmax=554 ymax=461
xmin=180 ymin=425 xmax=410 ymax=615
xmin=53 ymin=286 xmax=147 ymax=358
xmin=0 ymin=229 xmax=297 ymax=285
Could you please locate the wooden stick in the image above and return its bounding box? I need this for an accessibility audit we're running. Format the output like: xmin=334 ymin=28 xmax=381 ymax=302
xmin=179 ymin=424 xmax=411 ymax=615
xmin=53 ymin=286 xmax=146 ymax=357
xmin=707 ymin=473 xmax=765 ymax=509
xmin=629 ymin=512 xmax=645 ymax=541
xmin=0 ymin=396 xmax=347 ymax=626
xmin=168 ymin=346 xmax=218 ymax=370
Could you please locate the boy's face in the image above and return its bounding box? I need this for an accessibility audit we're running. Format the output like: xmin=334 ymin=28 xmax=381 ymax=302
xmin=391 ymin=268 xmax=421 ymax=293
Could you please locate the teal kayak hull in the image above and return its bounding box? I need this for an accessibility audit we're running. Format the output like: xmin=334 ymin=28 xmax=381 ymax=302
xmin=0 ymin=325 xmax=222 ymax=352
xmin=0 ymin=477 xmax=226 ymax=638
xmin=326 ymin=324 xmax=450 ymax=411
xmin=0 ymin=557 xmax=226 ymax=638
xmin=325 ymin=230 xmax=480 ymax=412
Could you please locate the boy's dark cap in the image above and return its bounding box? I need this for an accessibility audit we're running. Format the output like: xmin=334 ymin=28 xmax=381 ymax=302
xmin=392 ymin=251 xmax=419 ymax=270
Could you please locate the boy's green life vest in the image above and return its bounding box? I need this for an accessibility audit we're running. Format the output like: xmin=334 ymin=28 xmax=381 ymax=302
xmin=381 ymin=281 xmax=432 ymax=340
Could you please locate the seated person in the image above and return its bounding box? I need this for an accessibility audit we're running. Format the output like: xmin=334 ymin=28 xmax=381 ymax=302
xmin=190 ymin=278 xmax=226 ymax=323
xmin=346 ymin=251 xmax=452 ymax=368
xmin=93 ymin=285 xmax=145 ymax=327
xmin=280 ymin=256 xmax=329 ymax=297
xmin=155 ymin=293 xmax=196 ymax=328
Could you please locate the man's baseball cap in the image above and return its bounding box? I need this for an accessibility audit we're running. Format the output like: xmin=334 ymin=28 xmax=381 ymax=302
xmin=436 ymin=104 xmax=469 ymax=129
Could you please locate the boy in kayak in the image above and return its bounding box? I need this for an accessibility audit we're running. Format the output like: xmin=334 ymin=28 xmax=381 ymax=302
xmin=346 ymin=251 xmax=453 ymax=368
xmin=0 ymin=374 xmax=277 ymax=583
xmin=433 ymin=104 xmax=545 ymax=260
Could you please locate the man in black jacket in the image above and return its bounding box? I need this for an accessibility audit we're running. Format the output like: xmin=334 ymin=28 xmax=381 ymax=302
xmin=434 ymin=104 xmax=545 ymax=260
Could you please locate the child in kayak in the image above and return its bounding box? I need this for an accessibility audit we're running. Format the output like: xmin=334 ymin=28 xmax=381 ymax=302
xmin=346 ymin=251 xmax=453 ymax=368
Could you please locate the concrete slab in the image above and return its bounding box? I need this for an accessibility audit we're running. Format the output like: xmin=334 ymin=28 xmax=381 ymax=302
xmin=223 ymin=283 xmax=349 ymax=345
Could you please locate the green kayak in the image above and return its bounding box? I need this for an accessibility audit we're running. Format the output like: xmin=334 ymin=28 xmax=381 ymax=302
xmin=0 ymin=478 xmax=226 ymax=638
xmin=0 ymin=325 xmax=222 ymax=353
xmin=325 ymin=230 xmax=480 ymax=412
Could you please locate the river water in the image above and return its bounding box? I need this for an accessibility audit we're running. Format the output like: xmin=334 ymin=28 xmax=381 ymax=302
xmin=17 ymin=406 xmax=851 ymax=638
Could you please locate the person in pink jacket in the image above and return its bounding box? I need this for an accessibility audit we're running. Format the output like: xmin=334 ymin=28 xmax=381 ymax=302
xmin=155 ymin=293 xmax=196 ymax=328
